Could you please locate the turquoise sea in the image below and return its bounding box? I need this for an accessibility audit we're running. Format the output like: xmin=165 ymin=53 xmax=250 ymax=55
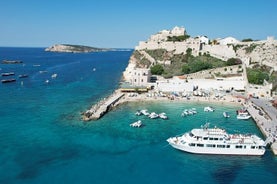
xmin=1 ymin=47 xmax=277 ymax=184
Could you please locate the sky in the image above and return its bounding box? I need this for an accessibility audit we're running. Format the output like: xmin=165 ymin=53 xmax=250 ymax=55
xmin=1 ymin=0 xmax=277 ymax=48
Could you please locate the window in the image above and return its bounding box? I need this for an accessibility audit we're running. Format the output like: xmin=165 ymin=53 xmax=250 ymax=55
xmin=203 ymin=137 xmax=208 ymax=140
xmin=189 ymin=143 xmax=195 ymax=146
xmin=209 ymin=138 xmax=214 ymax=140
xmin=226 ymin=145 xmax=230 ymax=148
xmin=214 ymin=138 xmax=219 ymax=141
xmin=251 ymin=146 xmax=255 ymax=149
xmin=235 ymin=145 xmax=243 ymax=149
xmin=197 ymin=144 xmax=204 ymax=147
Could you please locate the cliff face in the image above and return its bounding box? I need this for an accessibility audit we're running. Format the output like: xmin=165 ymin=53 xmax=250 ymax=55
xmin=45 ymin=44 xmax=110 ymax=53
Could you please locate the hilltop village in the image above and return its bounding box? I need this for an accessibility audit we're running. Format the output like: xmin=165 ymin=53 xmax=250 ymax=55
xmin=123 ymin=26 xmax=277 ymax=99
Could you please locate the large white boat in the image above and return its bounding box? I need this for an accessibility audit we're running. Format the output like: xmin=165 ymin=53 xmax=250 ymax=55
xmin=167 ymin=123 xmax=266 ymax=156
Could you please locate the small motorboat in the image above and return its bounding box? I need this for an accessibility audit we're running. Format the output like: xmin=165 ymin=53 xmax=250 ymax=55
xmin=223 ymin=112 xmax=230 ymax=118
xmin=181 ymin=109 xmax=189 ymax=117
xmin=159 ymin=112 xmax=168 ymax=119
xmin=149 ymin=112 xmax=159 ymax=119
xmin=2 ymin=60 xmax=22 ymax=64
xmin=140 ymin=109 xmax=150 ymax=116
xmin=1 ymin=72 xmax=15 ymax=76
xmin=130 ymin=120 xmax=143 ymax=128
xmin=39 ymin=70 xmax=48 ymax=74
xmin=1 ymin=79 xmax=16 ymax=83
xmin=204 ymin=106 xmax=215 ymax=112
xmin=18 ymin=74 xmax=28 ymax=78
xmin=135 ymin=110 xmax=142 ymax=116
xmin=237 ymin=113 xmax=251 ymax=120
xmin=51 ymin=73 xmax=58 ymax=79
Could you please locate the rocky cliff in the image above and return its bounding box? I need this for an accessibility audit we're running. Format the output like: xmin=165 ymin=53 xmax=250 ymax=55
xmin=45 ymin=44 xmax=110 ymax=53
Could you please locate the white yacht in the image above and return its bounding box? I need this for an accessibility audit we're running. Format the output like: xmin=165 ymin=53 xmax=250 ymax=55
xmin=167 ymin=123 xmax=266 ymax=156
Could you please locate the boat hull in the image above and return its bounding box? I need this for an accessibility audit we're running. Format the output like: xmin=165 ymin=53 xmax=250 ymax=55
xmin=167 ymin=138 xmax=265 ymax=156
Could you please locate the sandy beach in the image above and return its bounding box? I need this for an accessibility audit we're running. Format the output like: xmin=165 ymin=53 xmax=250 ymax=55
xmin=114 ymin=90 xmax=243 ymax=108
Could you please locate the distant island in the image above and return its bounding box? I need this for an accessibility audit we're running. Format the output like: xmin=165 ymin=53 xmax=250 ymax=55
xmin=45 ymin=44 xmax=111 ymax=53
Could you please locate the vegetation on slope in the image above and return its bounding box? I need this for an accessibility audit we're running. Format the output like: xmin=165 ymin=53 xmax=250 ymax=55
xmin=146 ymin=48 xmax=240 ymax=78
xmin=167 ymin=35 xmax=190 ymax=42
xmin=132 ymin=50 xmax=151 ymax=68
xmin=246 ymin=65 xmax=270 ymax=85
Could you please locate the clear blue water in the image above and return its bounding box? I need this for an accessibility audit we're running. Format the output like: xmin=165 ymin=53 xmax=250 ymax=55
xmin=1 ymin=47 xmax=277 ymax=184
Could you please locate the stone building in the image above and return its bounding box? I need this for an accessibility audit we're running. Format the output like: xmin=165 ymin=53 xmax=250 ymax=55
xmin=128 ymin=68 xmax=151 ymax=87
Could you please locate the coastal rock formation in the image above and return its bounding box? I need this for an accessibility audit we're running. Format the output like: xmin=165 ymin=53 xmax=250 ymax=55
xmin=45 ymin=44 xmax=110 ymax=53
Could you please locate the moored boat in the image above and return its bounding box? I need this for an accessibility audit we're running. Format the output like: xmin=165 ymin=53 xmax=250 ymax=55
xmin=204 ymin=106 xmax=215 ymax=112
xmin=140 ymin=109 xmax=150 ymax=116
xmin=18 ymin=74 xmax=28 ymax=78
xmin=130 ymin=120 xmax=143 ymax=128
xmin=1 ymin=78 xmax=16 ymax=83
xmin=1 ymin=72 xmax=15 ymax=76
xmin=135 ymin=110 xmax=142 ymax=116
xmin=2 ymin=60 xmax=22 ymax=64
xmin=237 ymin=113 xmax=251 ymax=120
xmin=149 ymin=112 xmax=159 ymax=119
xmin=223 ymin=112 xmax=230 ymax=118
xmin=159 ymin=112 xmax=168 ymax=119
xmin=51 ymin=73 xmax=58 ymax=78
xmin=167 ymin=123 xmax=266 ymax=156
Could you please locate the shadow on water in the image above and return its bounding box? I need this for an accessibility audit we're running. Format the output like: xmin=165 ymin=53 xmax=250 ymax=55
xmin=212 ymin=163 xmax=241 ymax=184
xmin=15 ymin=146 xmax=80 ymax=180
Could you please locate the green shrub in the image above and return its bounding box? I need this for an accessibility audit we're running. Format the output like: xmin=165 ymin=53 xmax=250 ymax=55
xmin=226 ymin=58 xmax=242 ymax=66
xmin=242 ymin=38 xmax=253 ymax=42
xmin=247 ymin=68 xmax=269 ymax=84
xmin=167 ymin=35 xmax=190 ymax=42
xmin=150 ymin=64 xmax=164 ymax=75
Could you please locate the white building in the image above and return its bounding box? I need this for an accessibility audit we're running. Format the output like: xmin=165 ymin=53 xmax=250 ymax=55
xmin=147 ymin=26 xmax=186 ymax=42
xmin=199 ymin=36 xmax=209 ymax=45
xmin=218 ymin=37 xmax=239 ymax=45
xmin=128 ymin=68 xmax=151 ymax=87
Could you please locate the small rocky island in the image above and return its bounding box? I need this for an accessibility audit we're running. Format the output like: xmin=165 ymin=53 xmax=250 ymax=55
xmin=45 ymin=44 xmax=111 ymax=53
